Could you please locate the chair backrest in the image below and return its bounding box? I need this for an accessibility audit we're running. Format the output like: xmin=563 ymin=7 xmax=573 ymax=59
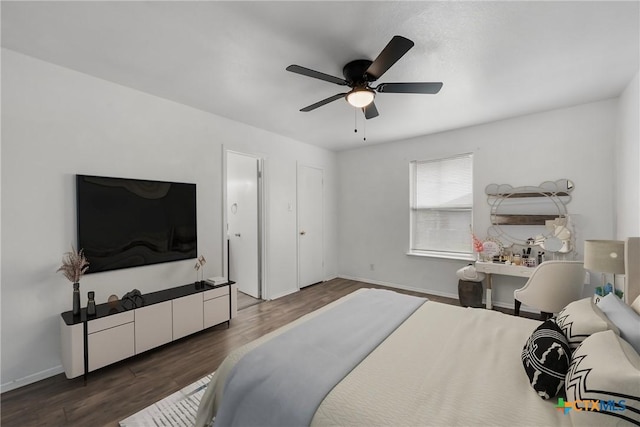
xmin=514 ymin=260 xmax=585 ymax=313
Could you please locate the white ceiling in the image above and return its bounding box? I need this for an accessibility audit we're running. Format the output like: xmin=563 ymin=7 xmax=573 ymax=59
xmin=2 ymin=1 xmax=638 ymax=151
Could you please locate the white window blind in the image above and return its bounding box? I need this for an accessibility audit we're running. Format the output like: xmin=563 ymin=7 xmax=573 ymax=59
xmin=410 ymin=154 xmax=473 ymax=256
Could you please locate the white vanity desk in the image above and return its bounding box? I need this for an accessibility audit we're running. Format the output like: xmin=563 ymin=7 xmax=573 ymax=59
xmin=474 ymin=261 xmax=535 ymax=309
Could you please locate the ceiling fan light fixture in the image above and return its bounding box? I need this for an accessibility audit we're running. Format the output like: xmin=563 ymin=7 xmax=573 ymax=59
xmin=346 ymin=87 xmax=375 ymax=108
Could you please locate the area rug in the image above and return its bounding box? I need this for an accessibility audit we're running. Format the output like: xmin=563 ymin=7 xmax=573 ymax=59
xmin=119 ymin=373 xmax=213 ymax=427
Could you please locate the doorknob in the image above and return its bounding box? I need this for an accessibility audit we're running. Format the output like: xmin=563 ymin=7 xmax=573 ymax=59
xmin=235 ymin=233 xmax=241 ymax=237
xmin=300 ymin=231 xmax=306 ymax=235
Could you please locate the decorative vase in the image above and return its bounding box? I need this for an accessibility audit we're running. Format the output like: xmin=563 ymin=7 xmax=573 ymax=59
xmin=87 ymin=291 xmax=96 ymax=316
xmin=72 ymin=282 xmax=81 ymax=316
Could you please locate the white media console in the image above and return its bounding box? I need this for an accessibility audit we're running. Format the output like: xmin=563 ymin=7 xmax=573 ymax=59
xmin=60 ymin=281 xmax=237 ymax=379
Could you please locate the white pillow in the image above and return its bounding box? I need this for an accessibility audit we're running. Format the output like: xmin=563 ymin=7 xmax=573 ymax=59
xmin=554 ymin=297 xmax=620 ymax=351
xmin=597 ymin=293 xmax=640 ymax=354
xmin=565 ymin=330 xmax=640 ymax=426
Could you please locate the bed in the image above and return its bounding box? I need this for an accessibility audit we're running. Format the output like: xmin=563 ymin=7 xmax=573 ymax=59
xmin=195 ymin=239 xmax=640 ymax=427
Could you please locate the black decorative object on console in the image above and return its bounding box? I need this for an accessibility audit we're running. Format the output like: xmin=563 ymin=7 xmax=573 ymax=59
xmin=57 ymin=246 xmax=88 ymax=316
xmin=72 ymin=283 xmax=81 ymax=316
xmin=87 ymin=291 xmax=96 ymax=316
xmin=121 ymin=289 xmax=144 ymax=310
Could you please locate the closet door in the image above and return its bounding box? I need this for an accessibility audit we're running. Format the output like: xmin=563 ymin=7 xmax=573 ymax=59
xmin=297 ymin=164 xmax=324 ymax=288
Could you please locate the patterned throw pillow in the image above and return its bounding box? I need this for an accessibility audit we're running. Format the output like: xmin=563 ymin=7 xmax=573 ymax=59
xmin=554 ymin=297 xmax=619 ymax=351
xmin=522 ymin=319 xmax=571 ymax=400
xmin=565 ymin=330 xmax=640 ymax=426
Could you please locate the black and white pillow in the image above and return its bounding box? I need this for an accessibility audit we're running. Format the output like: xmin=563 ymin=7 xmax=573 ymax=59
xmin=555 ymin=297 xmax=619 ymax=351
xmin=565 ymin=330 xmax=640 ymax=426
xmin=521 ymin=319 xmax=571 ymax=400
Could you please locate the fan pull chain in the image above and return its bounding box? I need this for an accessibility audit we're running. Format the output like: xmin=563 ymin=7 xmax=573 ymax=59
xmin=363 ymin=116 xmax=366 ymax=142
xmin=354 ymin=108 xmax=358 ymax=134
xmin=352 ymin=109 xmax=366 ymax=141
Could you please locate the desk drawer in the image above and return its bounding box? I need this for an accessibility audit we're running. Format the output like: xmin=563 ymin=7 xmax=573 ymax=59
xmin=477 ymin=263 xmax=502 ymax=274
xmin=476 ymin=262 xmax=533 ymax=278
xmin=510 ymin=266 xmax=535 ymax=277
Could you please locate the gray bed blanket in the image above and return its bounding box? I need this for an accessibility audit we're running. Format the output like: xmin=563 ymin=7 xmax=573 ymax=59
xmin=214 ymin=289 xmax=426 ymax=427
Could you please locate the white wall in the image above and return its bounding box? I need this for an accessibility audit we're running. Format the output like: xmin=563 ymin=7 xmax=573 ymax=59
xmin=0 ymin=49 xmax=338 ymax=391
xmin=615 ymin=70 xmax=640 ymax=238
xmin=337 ymin=99 xmax=618 ymax=304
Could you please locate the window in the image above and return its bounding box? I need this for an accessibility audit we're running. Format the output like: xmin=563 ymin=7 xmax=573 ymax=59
xmin=410 ymin=154 xmax=473 ymax=258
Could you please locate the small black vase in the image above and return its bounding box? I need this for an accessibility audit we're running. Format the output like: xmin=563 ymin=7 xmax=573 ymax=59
xmin=72 ymin=283 xmax=81 ymax=316
xmin=87 ymin=291 xmax=96 ymax=316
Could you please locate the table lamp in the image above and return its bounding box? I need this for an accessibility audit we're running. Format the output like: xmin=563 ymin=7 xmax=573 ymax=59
xmin=584 ymin=240 xmax=625 ymax=296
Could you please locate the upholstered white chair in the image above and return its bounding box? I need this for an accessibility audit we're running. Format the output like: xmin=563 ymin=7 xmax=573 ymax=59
xmin=514 ymin=260 xmax=585 ymax=319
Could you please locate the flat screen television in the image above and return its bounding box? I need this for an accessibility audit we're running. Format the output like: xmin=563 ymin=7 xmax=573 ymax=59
xmin=76 ymin=175 xmax=197 ymax=274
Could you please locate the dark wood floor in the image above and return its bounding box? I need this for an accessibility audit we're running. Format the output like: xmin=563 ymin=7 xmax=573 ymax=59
xmin=0 ymin=278 xmax=530 ymax=426
xmin=236 ymin=290 xmax=263 ymax=311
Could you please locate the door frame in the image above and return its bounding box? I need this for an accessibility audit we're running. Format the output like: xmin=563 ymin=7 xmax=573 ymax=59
xmin=222 ymin=147 xmax=267 ymax=300
xmin=296 ymin=162 xmax=325 ymax=290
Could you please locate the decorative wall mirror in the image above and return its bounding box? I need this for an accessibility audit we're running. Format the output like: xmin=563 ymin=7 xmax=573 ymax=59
xmin=485 ymin=179 xmax=574 ymax=252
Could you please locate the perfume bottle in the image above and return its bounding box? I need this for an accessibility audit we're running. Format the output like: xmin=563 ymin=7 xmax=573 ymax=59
xmin=87 ymin=291 xmax=96 ymax=316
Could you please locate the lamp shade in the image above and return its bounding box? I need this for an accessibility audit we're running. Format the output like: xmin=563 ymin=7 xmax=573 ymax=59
xmin=584 ymin=240 xmax=625 ymax=274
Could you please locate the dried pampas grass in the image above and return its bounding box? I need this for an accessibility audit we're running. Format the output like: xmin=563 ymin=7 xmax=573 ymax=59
xmin=57 ymin=246 xmax=89 ymax=283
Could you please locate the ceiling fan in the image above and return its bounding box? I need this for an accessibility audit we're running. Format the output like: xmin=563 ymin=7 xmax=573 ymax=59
xmin=286 ymin=35 xmax=443 ymax=120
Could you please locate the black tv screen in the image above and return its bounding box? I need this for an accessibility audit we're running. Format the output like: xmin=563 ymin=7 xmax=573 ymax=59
xmin=76 ymin=175 xmax=197 ymax=273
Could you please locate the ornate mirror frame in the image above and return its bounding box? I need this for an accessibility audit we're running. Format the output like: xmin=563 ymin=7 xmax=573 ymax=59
xmin=485 ymin=179 xmax=574 ymax=252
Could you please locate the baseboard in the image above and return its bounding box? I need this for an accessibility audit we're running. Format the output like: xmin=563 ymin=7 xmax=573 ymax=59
xmin=340 ymin=275 xmax=461 ymax=300
xmin=265 ymin=277 xmax=338 ymax=301
xmin=337 ymin=275 xmax=537 ymax=314
xmin=268 ymin=287 xmax=299 ymax=301
xmin=1 ymin=365 xmax=64 ymax=394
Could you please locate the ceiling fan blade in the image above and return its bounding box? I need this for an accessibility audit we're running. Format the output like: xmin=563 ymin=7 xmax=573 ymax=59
xmin=365 ymin=36 xmax=414 ymax=81
xmin=286 ymin=65 xmax=348 ymax=86
xmin=300 ymin=93 xmax=347 ymax=112
xmin=362 ymin=102 xmax=379 ymax=120
xmin=376 ymin=82 xmax=443 ymax=94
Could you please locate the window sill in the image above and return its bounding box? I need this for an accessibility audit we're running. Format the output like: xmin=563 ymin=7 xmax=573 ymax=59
xmin=406 ymin=251 xmax=476 ymax=262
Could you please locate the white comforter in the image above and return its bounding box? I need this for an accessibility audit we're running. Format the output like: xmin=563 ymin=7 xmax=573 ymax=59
xmin=197 ymin=289 xmax=573 ymax=426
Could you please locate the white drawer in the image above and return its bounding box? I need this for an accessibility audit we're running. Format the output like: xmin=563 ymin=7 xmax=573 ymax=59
xmin=87 ymin=311 xmax=134 ymax=334
xmin=475 ymin=262 xmax=533 ymax=278
xmin=203 ymin=286 xmax=229 ymax=301
xmin=204 ymin=296 xmax=230 ymax=328
xmin=510 ymin=266 xmax=535 ymax=277
xmin=88 ymin=322 xmax=135 ymax=371
xmin=477 ymin=263 xmax=501 ymax=274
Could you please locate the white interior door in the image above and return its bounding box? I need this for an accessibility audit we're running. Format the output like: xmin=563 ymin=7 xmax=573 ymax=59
xmin=297 ymin=165 xmax=324 ymax=288
xmin=227 ymin=152 xmax=260 ymax=299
